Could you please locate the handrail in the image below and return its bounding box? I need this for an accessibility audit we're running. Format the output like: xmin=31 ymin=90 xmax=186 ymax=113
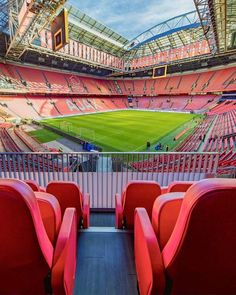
xmin=0 ymin=151 xmax=219 ymax=155
xmin=0 ymin=151 xmax=220 ymax=209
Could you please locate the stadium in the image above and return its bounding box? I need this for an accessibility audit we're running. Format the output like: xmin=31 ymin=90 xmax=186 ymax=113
xmin=0 ymin=0 xmax=236 ymax=294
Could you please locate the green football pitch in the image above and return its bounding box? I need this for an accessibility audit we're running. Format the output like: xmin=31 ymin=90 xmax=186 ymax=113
xmin=38 ymin=110 xmax=200 ymax=152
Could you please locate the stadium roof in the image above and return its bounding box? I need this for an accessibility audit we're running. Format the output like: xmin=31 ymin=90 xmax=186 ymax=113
xmin=0 ymin=0 xmax=8 ymax=33
xmin=66 ymin=5 xmax=129 ymax=57
xmin=194 ymin=0 xmax=236 ymax=54
xmin=124 ymin=10 xmax=207 ymax=59
xmin=1 ymin=0 xmax=236 ymax=74
xmin=65 ymin=7 xmax=208 ymax=60
xmin=210 ymin=0 xmax=236 ymax=52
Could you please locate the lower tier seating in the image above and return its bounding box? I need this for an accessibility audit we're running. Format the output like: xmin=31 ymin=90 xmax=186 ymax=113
xmin=0 ymin=95 xmax=219 ymax=119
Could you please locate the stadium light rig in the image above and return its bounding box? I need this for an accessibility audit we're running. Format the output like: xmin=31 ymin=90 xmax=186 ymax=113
xmin=6 ymin=0 xmax=67 ymax=60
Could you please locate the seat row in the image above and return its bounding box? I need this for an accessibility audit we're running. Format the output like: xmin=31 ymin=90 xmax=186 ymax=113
xmin=1 ymin=62 xmax=236 ymax=95
xmin=0 ymin=179 xmax=91 ymax=294
xmin=134 ymin=178 xmax=236 ymax=295
xmin=0 ymin=178 xmax=196 ymax=294
xmin=1 ymin=177 xmax=236 ymax=294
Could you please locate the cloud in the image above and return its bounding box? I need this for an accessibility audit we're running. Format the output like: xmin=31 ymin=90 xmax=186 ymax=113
xmin=68 ymin=0 xmax=196 ymax=39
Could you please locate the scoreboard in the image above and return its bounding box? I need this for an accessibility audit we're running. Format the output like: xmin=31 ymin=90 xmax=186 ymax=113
xmin=51 ymin=8 xmax=69 ymax=51
xmin=152 ymin=65 xmax=167 ymax=79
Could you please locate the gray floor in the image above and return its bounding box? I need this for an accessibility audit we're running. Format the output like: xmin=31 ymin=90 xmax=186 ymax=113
xmin=90 ymin=212 xmax=115 ymax=227
xmin=74 ymin=231 xmax=138 ymax=295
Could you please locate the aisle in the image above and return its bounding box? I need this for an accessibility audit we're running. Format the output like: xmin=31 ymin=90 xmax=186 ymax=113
xmin=74 ymin=213 xmax=138 ymax=295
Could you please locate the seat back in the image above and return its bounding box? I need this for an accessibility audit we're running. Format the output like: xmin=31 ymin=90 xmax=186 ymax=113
xmin=25 ymin=179 xmax=45 ymax=192
xmin=152 ymin=192 xmax=184 ymax=250
xmin=167 ymin=181 xmax=195 ymax=193
xmin=163 ymin=178 xmax=236 ymax=294
xmin=122 ymin=181 xmax=161 ymax=229
xmin=25 ymin=179 xmax=40 ymax=191
xmin=35 ymin=192 xmax=62 ymax=245
xmin=0 ymin=179 xmax=53 ymax=294
xmin=46 ymin=181 xmax=83 ymax=224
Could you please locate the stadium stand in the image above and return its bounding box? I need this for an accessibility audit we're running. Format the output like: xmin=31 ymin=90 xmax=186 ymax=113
xmin=203 ymin=111 xmax=236 ymax=152
xmin=14 ymin=127 xmax=49 ymax=152
xmin=0 ymin=63 xmax=236 ymax=96
xmin=0 ymin=95 xmax=220 ymax=118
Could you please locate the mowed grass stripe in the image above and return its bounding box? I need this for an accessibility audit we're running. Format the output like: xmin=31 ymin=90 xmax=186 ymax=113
xmin=42 ymin=110 xmax=198 ymax=152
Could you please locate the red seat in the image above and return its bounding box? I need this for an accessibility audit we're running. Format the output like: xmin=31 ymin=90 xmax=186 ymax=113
xmin=25 ymin=179 xmax=46 ymax=192
xmin=0 ymin=179 xmax=77 ymax=294
xmin=46 ymin=181 xmax=90 ymax=228
xmin=152 ymin=192 xmax=184 ymax=250
xmin=161 ymin=180 xmax=195 ymax=194
xmin=134 ymin=178 xmax=236 ymax=295
xmin=35 ymin=192 xmax=62 ymax=245
xmin=115 ymin=181 xmax=161 ymax=229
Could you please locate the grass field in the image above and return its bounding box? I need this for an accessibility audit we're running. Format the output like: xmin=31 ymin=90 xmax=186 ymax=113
xmin=29 ymin=128 xmax=61 ymax=143
xmin=38 ymin=110 xmax=200 ymax=152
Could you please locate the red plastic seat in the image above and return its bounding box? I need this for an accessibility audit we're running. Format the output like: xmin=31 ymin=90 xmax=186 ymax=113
xmin=161 ymin=180 xmax=195 ymax=194
xmin=0 ymin=179 xmax=77 ymax=294
xmin=25 ymin=179 xmax=46 ymax=192
xmin=35 ymin=192 xmax=62 ymax=245
xmin=134 ymin=178 xmax=236 ymax=295
xmin=152 ymin=192 xmax=184 ymax=250
xmin=115 ymin=181 xmax=161 ymax=229
xmin=46 ymin=181 xmax=90 ymax=228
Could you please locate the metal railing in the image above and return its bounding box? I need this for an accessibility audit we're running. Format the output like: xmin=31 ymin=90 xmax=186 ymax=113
xmin=0 ymin=152 xmax=220 ymax=209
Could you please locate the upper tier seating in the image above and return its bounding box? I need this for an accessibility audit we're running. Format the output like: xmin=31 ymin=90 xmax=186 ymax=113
xmin=134 ymin=178 xmax=236 ymax=295
xmin=0 ymin=178 xmax=77 ymax=294
xmin=46 ymin=181 xmax=90 ymax=228
xmin=115 ymin=180 xmax=161 ymax=229
xmin=0 ymin=63 xmax=236 ymax=95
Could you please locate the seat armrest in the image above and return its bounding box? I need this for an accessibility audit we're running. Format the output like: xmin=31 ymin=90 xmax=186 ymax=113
xmin=152 ymin=192 xmax=184 ymax=250
xmin=115 ymin=193 xmax=123 ymax=229
xmin=167 ymin=181 xmax=195 ymax=193
xmin=82 ymin=193 xmax=90 ymax=228
xmin=134 ymin=208 xmax=165 ymax=295
xmin=35 ymin=192 xmax=62 ymax=246
xmin=52 ymin=208 xmax=77 ymax=295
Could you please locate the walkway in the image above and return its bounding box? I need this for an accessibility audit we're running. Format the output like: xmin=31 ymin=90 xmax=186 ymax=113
xmin=74 ymin=213 xmax=138 ymax=295
xmin=198 ymin=115 xmax=218 ymax=152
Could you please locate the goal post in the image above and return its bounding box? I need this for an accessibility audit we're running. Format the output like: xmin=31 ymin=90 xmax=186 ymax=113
xmin=57 ymin=121 xmax=96 ymax=142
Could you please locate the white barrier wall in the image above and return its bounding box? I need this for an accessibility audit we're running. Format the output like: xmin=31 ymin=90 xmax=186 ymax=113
xmin=0 ymin=152 xmax=220 ymax=208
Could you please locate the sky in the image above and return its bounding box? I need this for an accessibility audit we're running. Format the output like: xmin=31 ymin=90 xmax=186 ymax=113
xmin=68 ymin=0 xmax=196 ymax=40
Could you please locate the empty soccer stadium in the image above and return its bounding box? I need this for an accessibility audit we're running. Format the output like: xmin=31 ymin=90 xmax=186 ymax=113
xmin=0 ymin=0 xmax=236 ymax=294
